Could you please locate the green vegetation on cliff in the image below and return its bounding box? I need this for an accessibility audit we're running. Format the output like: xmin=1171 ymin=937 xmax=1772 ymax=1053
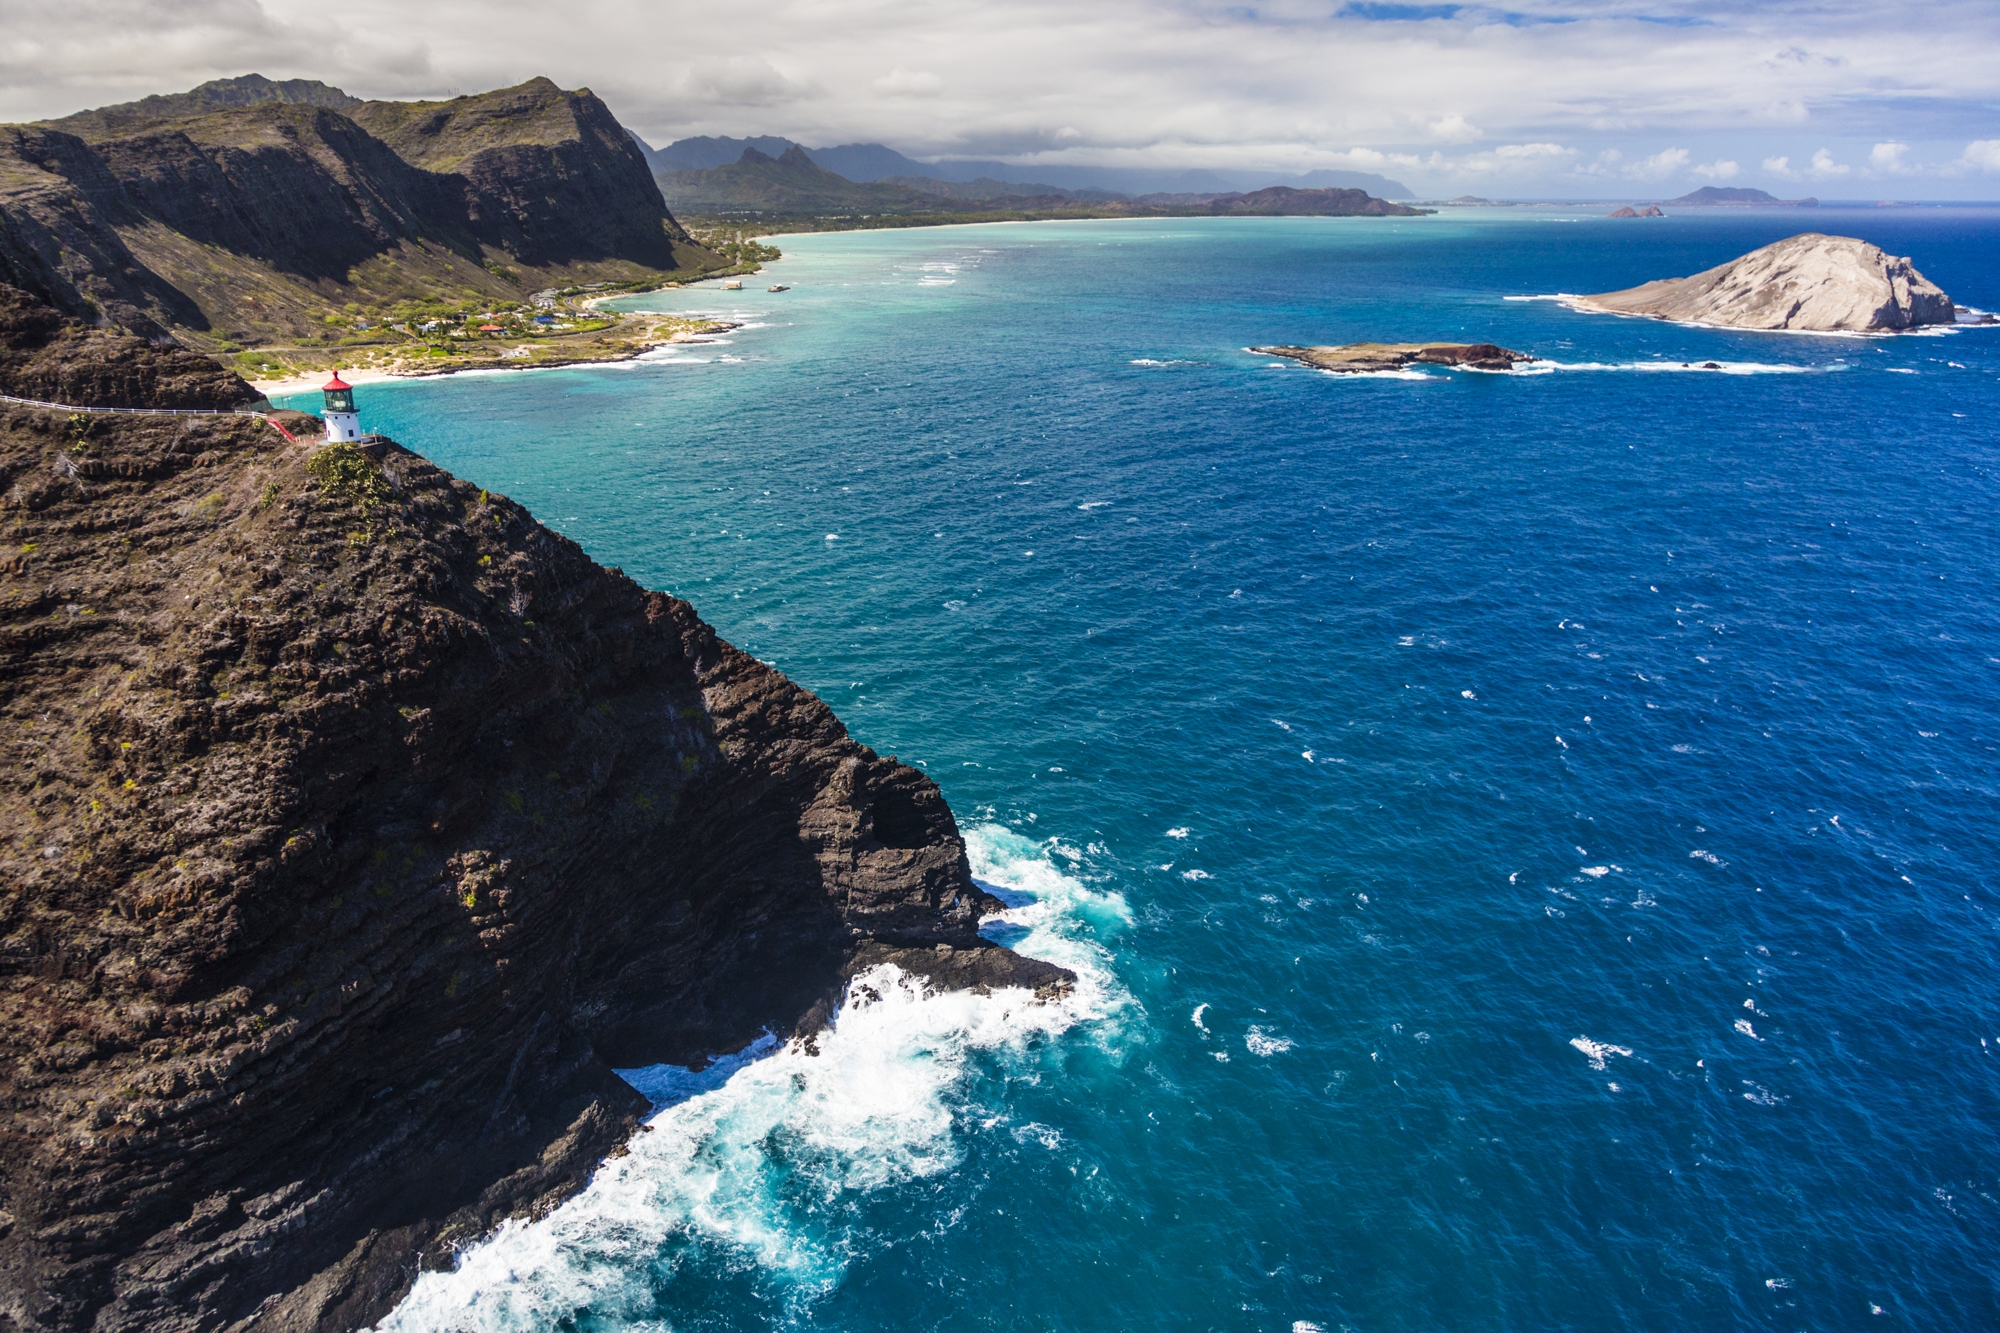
xmin=0 ymin=76 xmax=724 ymax=362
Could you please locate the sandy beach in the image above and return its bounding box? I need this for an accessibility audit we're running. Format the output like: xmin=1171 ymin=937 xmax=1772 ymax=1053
xmin=249 ymin=323 xmax=738 ymax=397
xmin=250 ymin=365 xmax=412 ymax=396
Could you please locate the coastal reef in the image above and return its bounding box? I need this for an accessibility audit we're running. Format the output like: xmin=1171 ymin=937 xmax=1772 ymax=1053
xmin=1252 ymin=342 xmax=1532 ymax=373
xmin=0 ymin=308 xmax=1068 ymax=1331
xmin=1572 ymin=232 xmax=1955 ymax=332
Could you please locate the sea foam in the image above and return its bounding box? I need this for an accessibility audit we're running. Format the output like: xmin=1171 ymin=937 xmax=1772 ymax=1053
xmin=373 ymin=825 xmax=1124 ymax=1332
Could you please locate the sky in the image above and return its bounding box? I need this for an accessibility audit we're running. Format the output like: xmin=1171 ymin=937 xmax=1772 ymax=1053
xmin=2 ymin=0 xmax=1996 ymax=198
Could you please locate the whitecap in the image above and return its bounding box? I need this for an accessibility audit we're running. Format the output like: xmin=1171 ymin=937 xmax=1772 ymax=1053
xmin=1570 ymin=1036 xmax=1633 ymax=1071
xmin=1528 ymin=359 xmax=1823 ymax=376
xmin=1165 ymin=827 xmax=1190 ymax=839
xmin=1245 ymin=1026 xmax=1294 ymax=1056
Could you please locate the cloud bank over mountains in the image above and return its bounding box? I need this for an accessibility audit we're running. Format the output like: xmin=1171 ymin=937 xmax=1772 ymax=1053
xmin=2 ymin=0 xmax=1995 ymax=196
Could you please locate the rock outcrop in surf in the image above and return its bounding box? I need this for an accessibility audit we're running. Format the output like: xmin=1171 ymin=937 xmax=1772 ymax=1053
xmin=1571 ymin=233 xmax=1956 ymax=332
xmin=0 ymin=298 xmax=1068 ymax=1332
xmin=1251 ymin=342 xmax=1532 ymax=373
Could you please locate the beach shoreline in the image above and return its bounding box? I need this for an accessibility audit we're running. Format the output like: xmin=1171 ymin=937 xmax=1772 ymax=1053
xmin=250 ymin=323 xmax=740 ymax=397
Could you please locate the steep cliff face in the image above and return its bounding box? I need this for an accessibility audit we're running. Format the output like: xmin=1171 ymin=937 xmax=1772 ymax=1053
xmin=88 ymin=106 xmax=460 ymax=282
xmin=351 ymin=78 xmax=688 ymax=268
xmin=0 ymin=128 xmax=204 ymax=335
xmin=0 ymin=332 xmax=1064 ymax=1331
xmin=0 ymin=78 xmax=710 ymax=347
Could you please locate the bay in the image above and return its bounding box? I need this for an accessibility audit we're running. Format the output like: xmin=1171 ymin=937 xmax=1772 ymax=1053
xmin=279 ymin=207 xmax=2000 ymax=1332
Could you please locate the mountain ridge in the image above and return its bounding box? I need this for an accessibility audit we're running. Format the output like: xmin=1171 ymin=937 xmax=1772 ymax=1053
xmin=1 ymin=77 xmax=712 ymax=352
xmin=633 ymin=133 xmax=1414 ymax=199
xmin=656 ymin=145 xmax=1425 ymax=221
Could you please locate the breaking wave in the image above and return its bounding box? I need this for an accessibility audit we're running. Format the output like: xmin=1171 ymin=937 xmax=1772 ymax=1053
xmin=373 ymin=825 xmax=1125 ymax=1332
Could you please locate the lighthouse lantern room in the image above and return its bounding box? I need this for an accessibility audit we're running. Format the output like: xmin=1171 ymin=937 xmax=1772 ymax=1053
xmin=321 ymin=372 xmax=362 ymax=443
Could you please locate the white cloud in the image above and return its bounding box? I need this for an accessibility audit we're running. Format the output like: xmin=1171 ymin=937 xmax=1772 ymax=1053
xmin=680 ymin=56 xmax=804 ymax=107
xmin=1627 ymin=147 xmax=1691 ymax=181
xmin=1869 ymin=141 xmax=1910 ymax=173
xmin=1960 ymin=140 xmax=2000 ymax=172
xmin=1693 ymin=159 xmax=1740 ymax=179
xmin=3 ymin=0 xmax=1999 ymax=196
xmin=1763 ymin=155 xmax=1798 ymax=179
xmin=1426 ymin=114 xmax=1481 ymax=143
xmin=872 ymin=68 xmax=944 ymax=98
xmin=1495 ymin=142 xmax=1572 ymax=160
xmin=1808 ymin=147 xmax=1850 ymax=178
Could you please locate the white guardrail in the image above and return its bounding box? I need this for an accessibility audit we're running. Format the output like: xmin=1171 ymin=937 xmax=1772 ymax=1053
xmin=0 ymin=392 xmax=306 ymax=441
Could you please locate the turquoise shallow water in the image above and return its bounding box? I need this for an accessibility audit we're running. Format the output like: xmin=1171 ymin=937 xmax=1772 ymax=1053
xmin=284 ymin=208 xmax=2000 ymax=1331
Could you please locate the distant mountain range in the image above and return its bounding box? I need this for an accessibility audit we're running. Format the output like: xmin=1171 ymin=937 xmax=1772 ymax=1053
xmin=646 ymin=144 xmax=1423 ymax=220
xmin=631 ymin=133 xmax=1415 ymax=201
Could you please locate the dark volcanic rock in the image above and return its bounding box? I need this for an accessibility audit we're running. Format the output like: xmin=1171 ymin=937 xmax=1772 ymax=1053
xmin=0 ymin=331 xmax=1064 ymax=1331
xmin=1251 ymin=341 xmax=1532 ymax=373
xmin=0 ymin=282 xmax=257 ymax=408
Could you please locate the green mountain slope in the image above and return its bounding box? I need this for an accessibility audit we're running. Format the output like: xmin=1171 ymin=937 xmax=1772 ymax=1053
xmin=0 ymin=77 xmax=717 ymax=352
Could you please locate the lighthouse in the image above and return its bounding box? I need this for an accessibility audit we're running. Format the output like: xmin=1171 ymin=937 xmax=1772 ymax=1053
xmin=320 ymin=371 xmax=362 ymax=443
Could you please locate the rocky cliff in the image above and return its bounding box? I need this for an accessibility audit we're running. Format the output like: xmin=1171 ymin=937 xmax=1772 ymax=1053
xmin=0 ymin=283 xmax=259 ymax=410
xmin=1574 ymin=232 xmax=1956 ymax=331
xmin=0 ymin=315 xmax=1066 ymax=1332
xmin=0 ymin=78 xmax=710 ymax=347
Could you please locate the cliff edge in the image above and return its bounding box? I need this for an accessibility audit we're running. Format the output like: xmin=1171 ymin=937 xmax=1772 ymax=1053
xmin=1572 ymin=232 xmax=1955 ymax=332
xmin=0 ymin=306 xmax=1067 ymax=1331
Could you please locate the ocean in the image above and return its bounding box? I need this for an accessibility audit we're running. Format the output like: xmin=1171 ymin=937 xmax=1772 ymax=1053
xmin=279 ymin=206 xmax=2000 ymax=1331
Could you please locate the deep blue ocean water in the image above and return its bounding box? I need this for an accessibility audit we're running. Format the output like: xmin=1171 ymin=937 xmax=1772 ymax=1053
xmin=281 ymin=207 xmax=2000 ymax=1332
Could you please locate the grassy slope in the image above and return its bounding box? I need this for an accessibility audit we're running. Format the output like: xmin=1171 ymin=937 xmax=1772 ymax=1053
xmin=1 ymin=79 xmax=725 ymax=378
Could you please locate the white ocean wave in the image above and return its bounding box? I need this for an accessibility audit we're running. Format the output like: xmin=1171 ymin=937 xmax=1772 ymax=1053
xmin=375 ymin=825 xmax=1126 ymax=1332
xmin=1570 ymin=1036 xmax=1633 ymax=1071
xmin=1245 ymin=1026 xmax=1295 ymax=1057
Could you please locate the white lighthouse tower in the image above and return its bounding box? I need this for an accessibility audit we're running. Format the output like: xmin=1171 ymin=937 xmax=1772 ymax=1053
xmin=320 ymin=371 xmax=362 ymax=443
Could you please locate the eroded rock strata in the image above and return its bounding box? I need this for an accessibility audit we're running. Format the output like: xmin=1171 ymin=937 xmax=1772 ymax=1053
xmin=0 ymin=325 xmax=1068 ymax=1331
xmin=1251 ymin=342 xmax=1532 ymax=373
xmin=1573 ymin=232 xmax=1956 ymax=332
